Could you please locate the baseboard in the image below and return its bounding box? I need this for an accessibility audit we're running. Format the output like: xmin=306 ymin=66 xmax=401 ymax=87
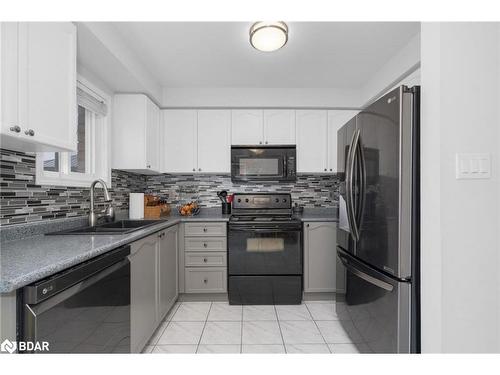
xmin=178 ymin=293 xmax=228 ymax=302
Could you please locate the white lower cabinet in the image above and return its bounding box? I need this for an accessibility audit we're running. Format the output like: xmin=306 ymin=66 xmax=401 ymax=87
xmin=303 ymin=221 xmax=345 ymax=293
xmin=130 ymin=225 xmax=179 ymax=353
xmin=130 ymin=234 xmax=158 ymax=353
xmin=181 ymin=221 xmax=228 ymax=294
xmin=157 ymin=225 xmax=179 ymax=322
xmin=185 ymin=267 xmax=227 ymax=293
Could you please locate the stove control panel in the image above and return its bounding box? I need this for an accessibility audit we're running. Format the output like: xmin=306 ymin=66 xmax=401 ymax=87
xmin=232 ymin=193 xmax=291 ymax=210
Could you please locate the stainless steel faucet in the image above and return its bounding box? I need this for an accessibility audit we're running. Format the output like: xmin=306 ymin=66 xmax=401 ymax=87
xmin=89 ymin=179 xmax=115 ymax=227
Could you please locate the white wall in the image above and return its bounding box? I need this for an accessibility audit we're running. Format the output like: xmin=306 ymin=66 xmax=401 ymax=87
xmin=421 ymin=22 xmax=500 ymax=353
xmin=360 ymin=33 xmax=421 ymax=106
xmin=162 ymin=87 xmax=361 ymax=108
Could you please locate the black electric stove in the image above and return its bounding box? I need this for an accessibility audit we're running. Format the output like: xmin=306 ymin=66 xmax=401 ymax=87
xmin=228 ymin=193 xmax=303 ymax=305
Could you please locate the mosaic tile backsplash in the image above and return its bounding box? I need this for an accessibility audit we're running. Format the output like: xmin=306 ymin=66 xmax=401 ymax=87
xmin=0 ymin=148 xmax=339 ymax=226
xmin=145 ymin=174 xmax=339 ymax=208
xmin=0 ymin=149 xmax=145 ymax=226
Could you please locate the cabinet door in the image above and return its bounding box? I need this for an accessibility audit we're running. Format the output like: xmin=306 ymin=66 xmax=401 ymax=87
xmin=197 ymin=110 xmax=231 ymax=173
xmin=304 ymin=222 xmax=340 ymax=292
xmin=263 ymin=109 xmax=296 ymax=145
xmin=296 ymin=110 xmax=328 ymax=173
xmin=162 ymin=110 xmax=197 ymax=173
xmin=146 ymin=98 xmax=160 ymax=172
xmin=112 ymin=95 xmax=147 ymax=171
xmin=1 ymin=23 xmax=19 ymax=137
xmin=327 ymin=110 xmax=358 ymax=173
xmin=231 ymin=109 xmax=263 ymax=145
xmin=158 ymin=226 xmax=178 ymax=321
xmin=130 ymin=234 xmax=158 ymax=353
xmin=18 ymin=22 xmax=77 ymax=151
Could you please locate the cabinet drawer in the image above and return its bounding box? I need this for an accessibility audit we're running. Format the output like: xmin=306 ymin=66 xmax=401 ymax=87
xmin=185 ymin=252 xmax=227 ymax=267
xmin=185 ymin=267 xmax=227 ymax=293
xmin=184 ymin=237 xmax=227 ymax=252
xmin=184 ymin=222 xmax=226 ymax=237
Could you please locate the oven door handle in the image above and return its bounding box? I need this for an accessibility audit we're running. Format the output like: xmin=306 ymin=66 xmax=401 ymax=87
xmin=229 ymin=227 xmax=301 ymax=233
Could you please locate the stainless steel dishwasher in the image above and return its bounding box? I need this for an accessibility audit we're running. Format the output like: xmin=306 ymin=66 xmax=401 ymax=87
xmin=20 ymin=245 xmax=131 ymax=353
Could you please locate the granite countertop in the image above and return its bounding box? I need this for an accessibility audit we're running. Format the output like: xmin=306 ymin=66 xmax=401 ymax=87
xmin=296 ymin=207 xmax=339 ymax=222
xmin=0 ymin=207 xmax=335 ymax=293
xmin=0 ymin=208 xmax=230 ymax=293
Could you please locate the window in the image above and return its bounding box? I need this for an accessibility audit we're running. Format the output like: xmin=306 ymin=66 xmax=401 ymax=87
xmin=36 ymin=77 xmax=110 ymax=187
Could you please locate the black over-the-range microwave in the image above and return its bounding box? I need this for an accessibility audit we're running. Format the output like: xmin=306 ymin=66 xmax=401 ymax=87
xmin=231 ymin=145 xmax=297 ymax=183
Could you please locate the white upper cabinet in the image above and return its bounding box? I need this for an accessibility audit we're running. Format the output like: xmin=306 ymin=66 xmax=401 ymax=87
xmin=162 ymin=109 xmax=197 ymax=173
xmin=296 ymin=110 xmax=328 ymax=173
xmin=231 ymin=109 xmax=263 ymax=145
xmin=0 ymin=22 xmax=77 ymax=152
xmin=327 ymin=110 xmax=359 ymax=173
xmin=112 ymin=94 xmax=160 ymax=174
xmin=263 ymin=109 xmax=296 ymax=145
xmin=146 ymin=98 xmax=160 ymax=172
xmin=197 ymin=110 xmax=231 ymax=173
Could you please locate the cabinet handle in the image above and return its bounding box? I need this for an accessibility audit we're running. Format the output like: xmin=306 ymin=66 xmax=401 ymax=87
xmin=192 ymin=168 xmax=195 ymax=172
xmin=265 ymin=141 xmax=268 ymax=144
xmin=10 ymin=126 xmax=21 ymax=133
xmin=324 ymin=168 xmax=327 ymax=172
xmin=198 ymin=168 xmax=201 ymax=172
xmin=203 ymin=258 xmax=208 ymax=263
xmin=147 ymin=164 xmax=151 ymax=168
xmin=307 ymin=224 xmax=310 ymax=228
xmin=203 ymin=243 xmax=207 ymax=248
xmin=24 ymin=129 xmax=35 ymax=136
xmin=330 ymin=168 xmax=332 ymax=172
xmin=203 ymin=278 xmax=208 ymax=284
xmin=203 ymin=228 xmax=207 ymax=232
xmin=259 ymin=141 xmax=262 ymax=144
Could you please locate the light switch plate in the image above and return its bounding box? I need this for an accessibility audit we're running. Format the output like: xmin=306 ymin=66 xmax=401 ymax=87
xmin=455 ymin=153 xmax=491 ymax=179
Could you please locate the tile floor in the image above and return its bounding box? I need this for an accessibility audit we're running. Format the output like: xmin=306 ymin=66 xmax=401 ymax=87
xmin=142 ymin=300 xmax=371 ymax=354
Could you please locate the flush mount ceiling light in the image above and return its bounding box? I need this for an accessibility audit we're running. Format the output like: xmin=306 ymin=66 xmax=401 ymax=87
xmin=249 ymin=22 xmax=288 ymax=52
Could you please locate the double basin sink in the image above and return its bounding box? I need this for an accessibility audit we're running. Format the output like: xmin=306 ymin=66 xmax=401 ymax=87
xmin=47 ymin=220 xmax=164 ymax=235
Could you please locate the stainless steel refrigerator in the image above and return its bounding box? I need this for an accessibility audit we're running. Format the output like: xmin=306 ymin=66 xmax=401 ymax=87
xmin=336 ymin=85 xmax=420 ymax=353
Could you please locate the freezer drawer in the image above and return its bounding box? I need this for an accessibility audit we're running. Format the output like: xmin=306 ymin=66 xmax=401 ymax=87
xmin=337 ymin=248 xmax=411 ymax=353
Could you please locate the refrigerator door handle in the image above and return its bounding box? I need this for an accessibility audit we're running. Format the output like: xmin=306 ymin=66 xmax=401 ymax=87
xmin=347 ymin=129 xmax=361 ymax=241
xmin=356 ymin=134 xmax=366 ymax=234
xmin=338 ymin=252 xmax=394 ymax=292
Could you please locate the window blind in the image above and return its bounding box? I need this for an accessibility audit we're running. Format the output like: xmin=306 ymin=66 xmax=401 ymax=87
xmin=77 ymin=86 xmax=107 ymax=116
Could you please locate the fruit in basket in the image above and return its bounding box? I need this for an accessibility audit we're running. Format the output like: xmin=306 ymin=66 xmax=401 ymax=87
xmin=179 ymin=201 xmax=199 ymax=216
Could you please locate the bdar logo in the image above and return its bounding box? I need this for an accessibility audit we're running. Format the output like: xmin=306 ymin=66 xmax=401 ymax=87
xmin=0 ymin=339 xmax=17 ymax=354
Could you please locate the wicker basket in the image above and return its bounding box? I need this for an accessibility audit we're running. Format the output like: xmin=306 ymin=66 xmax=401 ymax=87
xmin=143 ymin=194 xmax=171 ymax=219
xmin=144 ymin=204 xmax=171 ymax=219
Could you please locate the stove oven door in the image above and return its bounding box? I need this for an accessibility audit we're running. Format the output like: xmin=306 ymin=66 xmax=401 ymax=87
xmin=228 ymin=223 xmax=303 ymax=305
xmin=228 ymin=223 xmax=302 ymax=275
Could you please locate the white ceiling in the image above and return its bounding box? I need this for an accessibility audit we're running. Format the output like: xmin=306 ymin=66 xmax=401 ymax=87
xmin=111 ymin=22 xmax=420 ymax=89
